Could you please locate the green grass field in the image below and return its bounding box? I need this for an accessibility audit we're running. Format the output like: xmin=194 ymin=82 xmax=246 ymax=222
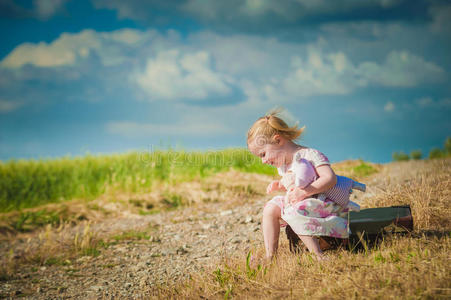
xmin=0 ymin=149 xmax=277 ymax=212
xmin=0 ymin=149 xmax=380 ymax=213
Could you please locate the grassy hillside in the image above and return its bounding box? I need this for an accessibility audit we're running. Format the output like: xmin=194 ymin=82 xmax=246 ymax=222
xmin=0 ymin=152 xmax=379 ymax=235
xmin=0 ymin=150 xmax=379 ymax=214
xmin=0 ymin=149 xmax=276 ymax=212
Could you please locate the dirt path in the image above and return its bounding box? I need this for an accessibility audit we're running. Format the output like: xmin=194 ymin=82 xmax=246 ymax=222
xmin=0 ymin=171 xmax=271 ymax=299
xmin=0 ymin=160 xmax=431 ymax=299
xmin=4 ymin=202 xmax=264 ymax=299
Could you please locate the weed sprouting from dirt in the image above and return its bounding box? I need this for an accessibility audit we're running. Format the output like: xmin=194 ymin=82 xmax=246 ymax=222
xmin=111 ymin=230 xmax=151 ymax=242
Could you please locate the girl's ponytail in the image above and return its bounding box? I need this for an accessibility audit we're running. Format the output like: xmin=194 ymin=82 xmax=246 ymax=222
xmin=247 ymin=108 xmax=305 ymax=144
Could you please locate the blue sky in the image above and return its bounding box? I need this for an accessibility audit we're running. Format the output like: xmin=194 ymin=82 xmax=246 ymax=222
xmin=0 ymin=0 xmax=450 ymax=163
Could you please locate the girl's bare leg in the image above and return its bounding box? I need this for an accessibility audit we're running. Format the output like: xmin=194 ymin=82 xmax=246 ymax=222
xmin=299 ymin=235 xmax=325 ymax=260
xmin=262 ymin=203 xmax=281 ymax=259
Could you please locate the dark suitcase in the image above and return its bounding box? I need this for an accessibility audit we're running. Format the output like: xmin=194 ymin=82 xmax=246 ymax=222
xmin=286 ymin=205 xmax=414 ymax=253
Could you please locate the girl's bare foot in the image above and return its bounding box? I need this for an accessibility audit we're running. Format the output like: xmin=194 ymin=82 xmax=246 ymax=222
xmin=249 ymin=254 xmax=275 ymax=269
xmin=263 ymin=254 xmax=277 ymax=267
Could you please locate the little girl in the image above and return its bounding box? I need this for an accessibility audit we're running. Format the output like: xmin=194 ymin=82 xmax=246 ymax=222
xmin=279 ymin=157 xmax=365 ymax=213
xmin=247 ymin=111 xmax=350 ymax=261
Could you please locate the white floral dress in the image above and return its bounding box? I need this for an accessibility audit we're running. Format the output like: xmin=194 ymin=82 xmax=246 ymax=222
xmin=267 ymin=148 xmax=349 ymax=238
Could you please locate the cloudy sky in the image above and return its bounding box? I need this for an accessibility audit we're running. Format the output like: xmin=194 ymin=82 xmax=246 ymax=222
xmin=1 ymin=0 xmax=450 ymax=163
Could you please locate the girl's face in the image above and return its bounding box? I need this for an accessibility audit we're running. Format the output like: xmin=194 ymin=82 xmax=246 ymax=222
xmin=248 ymin=136 xmax=290 ymax=167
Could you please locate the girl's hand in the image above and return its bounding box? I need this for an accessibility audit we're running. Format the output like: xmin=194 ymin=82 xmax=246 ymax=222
xmin=266 ymin=180 xmax=282 ymax=194
xmin=286 ymin=186 xmax=308 ymax=204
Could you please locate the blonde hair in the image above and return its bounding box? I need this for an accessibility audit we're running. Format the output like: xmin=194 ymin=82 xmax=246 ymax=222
xmin=247 ymin=109 xmax=305 ymax=146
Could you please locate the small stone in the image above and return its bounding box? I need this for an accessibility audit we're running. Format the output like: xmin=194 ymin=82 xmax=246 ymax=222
xmin=76 ymin=256 xmax=91 ymax=263
xmin=137 ymin=262 xmax=147 ymax=270
xmin=202 ymin=223 xmax=213 ymax=230
xmin=245 ymin=216 xmax=253 ymax=223
xmin=220 ymin=210 xmax=233 ymax=216
xmin=176 ymin=246 xmax=189 ymax=255
xmin=139 ymin=278 xmax=148 ymax=287
xmin=90 ymin=285 xmax=103 ymax=292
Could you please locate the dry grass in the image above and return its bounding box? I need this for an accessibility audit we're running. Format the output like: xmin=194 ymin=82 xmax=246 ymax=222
xmin=332 ymin=160 xmax=381 ymax=180
xmin=0 ymin=170 xmax=269 ymax=236
xmin=0 ymin=221 xmax=103 ymax=281
xmin=152 ymin=236 xmax=451 ymax=299
xmin=0 ymin=201 xmax=110 ymax=235
xmin=0 ymin=170 xmax=270 ymax=282
xmin=149 ymin=158 xmax=451 ymax=299
xmin=363 ymin=158 xmax=451 ymax=230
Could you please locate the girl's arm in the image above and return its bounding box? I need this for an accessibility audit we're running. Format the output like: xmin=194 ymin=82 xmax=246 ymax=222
xmin=304 ymin=164 xmax=337 ymax=196
xmin=287 ymin=165 xmax=337 ymax=202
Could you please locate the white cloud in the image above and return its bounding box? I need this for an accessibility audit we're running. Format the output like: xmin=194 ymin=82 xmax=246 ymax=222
xmin=133 ymin=50 xmax=232 ymax=101
xmin=283 ymin=50 xmax=353 ymax=97
xmin=34 ymin=0 xmax=69 ymax=20
xmin=1 ymin=40 xmax=76 ymax=68
xmin=0 ymin=0 xmax=69 ymax=20
xmin=91 ymin=0 xmax=414 ymax=30
xmin=1 ymin=30 xmax=99 ymax=68
xmin=0 ymin=29 xmax=157 ymax=69
xmin=108 ymin=28 xmax=143 ymax=45
xmin=429 ymin=3 xmax=451 ymax=34
xmin=357 ymin=51 xmax=445 ymax=87
xmin=281 ymin=48 xmax=444 ymax=98
xmin=416 ymin=97 xmax=433 ymax=107
xmin=384 ymin=101 xmax=395 ymax=112
xmin=1 ymin=28 xmax=446 ymax=105
xmin=240 ymin=0 xmax=274 ymax=17
xmin=416 ymin=97 xmax=451 ymax=109
xmin=191 ymin=32 xmax=287 ymax=77
xmin=0 ymin=99 xmax=23 ymax=113
xmin=182 ymin=0 xmax=406 ymax=22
